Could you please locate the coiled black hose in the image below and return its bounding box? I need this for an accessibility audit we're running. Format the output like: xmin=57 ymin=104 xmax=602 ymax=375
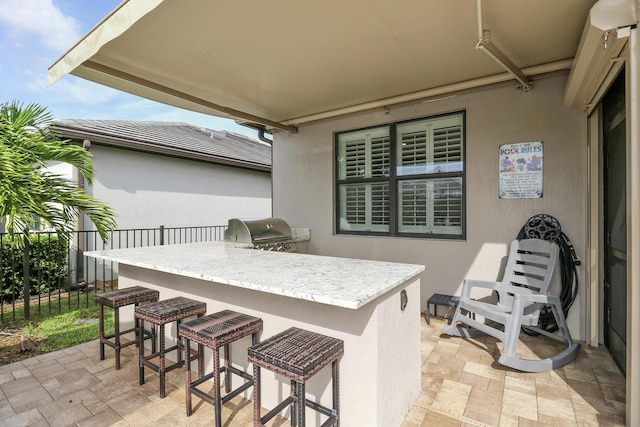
xmin=516 ymin=214 xmax=580 ymax=334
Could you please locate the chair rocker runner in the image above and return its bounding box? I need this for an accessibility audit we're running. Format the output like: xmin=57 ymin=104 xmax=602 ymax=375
xmin=443 ymin=239 xmax=580 ymax=372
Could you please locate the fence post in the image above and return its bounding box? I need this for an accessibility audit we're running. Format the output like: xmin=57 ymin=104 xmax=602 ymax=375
xmin=22 ymin=231 xmax=30 ymax=320
xmin=159 ymin=225 xmax=165 ymax=246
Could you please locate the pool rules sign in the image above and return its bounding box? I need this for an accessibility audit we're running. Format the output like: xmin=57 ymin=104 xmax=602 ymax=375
xmin=499 ymin=141 xmax=543 ymax=199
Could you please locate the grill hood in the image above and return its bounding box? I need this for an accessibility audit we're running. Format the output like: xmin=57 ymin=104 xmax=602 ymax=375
xmin=224 ymin=218 xmax=293 ymax=245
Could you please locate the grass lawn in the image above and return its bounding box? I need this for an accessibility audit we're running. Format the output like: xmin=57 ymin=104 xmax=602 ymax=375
xmin=0 ymin=291 xmax=113 ymax=365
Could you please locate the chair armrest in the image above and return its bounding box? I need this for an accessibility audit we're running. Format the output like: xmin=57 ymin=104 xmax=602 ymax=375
xmin=461 ymin=279 xmax=499 ymax=298
xmin=505 ymin=286 xmax=536 ymax=296
xmin=513 ymin=293 xmax=560 ymax=305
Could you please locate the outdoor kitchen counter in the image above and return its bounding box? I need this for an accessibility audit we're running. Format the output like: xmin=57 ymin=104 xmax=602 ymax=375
xmin=85 ymin=241 xmax=424 ymax=309
xmin=85 ymin=241 xmax=425 ymax=427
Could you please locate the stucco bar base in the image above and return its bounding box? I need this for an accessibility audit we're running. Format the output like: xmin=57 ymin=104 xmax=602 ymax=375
xmin=116 ymin=264 xmax=421 ymax=427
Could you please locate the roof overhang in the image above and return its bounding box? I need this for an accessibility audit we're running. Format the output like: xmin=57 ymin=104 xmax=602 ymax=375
xmin=49 ymin=0 xmax=599 ymax=130
xmin=53 ymin=121 xmax=272 ymax=171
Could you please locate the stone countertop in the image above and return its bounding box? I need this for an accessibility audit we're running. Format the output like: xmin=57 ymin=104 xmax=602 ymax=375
xmin=85 ymin=242 xmax=424 ymax=309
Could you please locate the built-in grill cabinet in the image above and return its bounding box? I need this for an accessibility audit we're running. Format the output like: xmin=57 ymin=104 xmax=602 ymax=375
xmin=224 ymin=218 xmax=296 ymax=252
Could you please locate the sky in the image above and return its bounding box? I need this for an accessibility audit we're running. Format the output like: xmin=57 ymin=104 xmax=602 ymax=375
xmin=0 ymin=0 xmax=258 ymax=138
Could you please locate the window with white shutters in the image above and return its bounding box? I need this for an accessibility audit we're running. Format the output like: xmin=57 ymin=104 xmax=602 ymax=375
xmin=336 ymin=112 xmax=464 ymax=238
xmin=337 ymin=127 xmax=390 ymax=232
xmin=397 ymin=115 xmax=463 ymax=176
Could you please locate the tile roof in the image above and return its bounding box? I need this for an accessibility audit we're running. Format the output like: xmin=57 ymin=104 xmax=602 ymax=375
xmin=52 ymin=119 xmax=271 ymax=171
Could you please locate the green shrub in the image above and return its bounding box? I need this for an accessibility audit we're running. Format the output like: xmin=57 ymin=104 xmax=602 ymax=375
xmin=0 ymin=234 xmax=69 ymax=303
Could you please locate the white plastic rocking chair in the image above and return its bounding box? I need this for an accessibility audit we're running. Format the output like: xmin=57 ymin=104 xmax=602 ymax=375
xmin=442 ymin=238 xmax=580 ymax=372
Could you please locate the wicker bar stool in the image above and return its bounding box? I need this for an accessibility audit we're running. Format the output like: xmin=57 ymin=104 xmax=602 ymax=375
xmin=135 ymin=296 xmax=206 ymax=398
xmin=178 ymin=310 xmax=263 ymax=426
xmin=95 ymin=286 xmax=159 ymax=370
xmin=248 ymin=327 xmax=344 ymax=427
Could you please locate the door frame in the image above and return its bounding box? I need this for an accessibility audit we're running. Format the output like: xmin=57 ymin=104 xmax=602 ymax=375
xmin=586 ymin=28 xmax=640 ymax=425
xmin=627 ymin=26 xmax=640 ymax=427
xmin=601 ymin=69 xmax=627 ymax=372
xmin=586 ymin=56 xmax=626 ymax=348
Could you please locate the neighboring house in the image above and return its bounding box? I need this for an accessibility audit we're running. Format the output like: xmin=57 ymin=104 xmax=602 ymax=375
xmin=48 ymin=1 xmax=640 ymax=423
xmin=52 ymin=119 xmax=272 ymax=230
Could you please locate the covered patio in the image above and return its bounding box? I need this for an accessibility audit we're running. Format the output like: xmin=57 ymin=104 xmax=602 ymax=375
xmin=0 ymin=316 xmax=625 ymax=426
xmin=47 ymin=0 xmax=640 ymax=425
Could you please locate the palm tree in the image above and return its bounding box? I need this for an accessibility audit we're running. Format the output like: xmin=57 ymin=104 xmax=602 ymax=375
xmin=0 ymin=100 xmax=117 ymax=245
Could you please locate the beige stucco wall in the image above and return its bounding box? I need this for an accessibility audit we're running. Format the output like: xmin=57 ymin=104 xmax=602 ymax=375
xmin=272 ymin=74 xmax=588 ymax=339
xmin=88 ymin=145 xmax=272 ymax=229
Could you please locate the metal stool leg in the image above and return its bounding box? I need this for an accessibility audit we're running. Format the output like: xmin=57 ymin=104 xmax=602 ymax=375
xmin=197 ymin=342 xmax=204 ymax=377
xmin=159 ymin=323 xmax=166 ymax=398
xmin=297 ymin=381 xmax=306 ymax=427
xmin=134 ymin=302 xmax=140 ymax=348
xmin=253 ymin=364 xmax=261 ymax=427
xmin=290 ymin=380 xmax=297 ymax=427
xmin=113 ymin=307 xmax=121 ymax=369
xmin=223 ymin=343 xmax=231 ymax=393
xmin=185 ymin=337 xmax=192 ymax=416
xmin=99 ymin=304 xmax=106 ymax=361
xmin=176 ymin=320 xmax=183 ymax=365
xmin=333 ymin=359 xmax=340 ymax=427
xmin=139 ymin=318 xmax=146 ymax=385
xmin=213 ymin=345 xmax=222 ymax=427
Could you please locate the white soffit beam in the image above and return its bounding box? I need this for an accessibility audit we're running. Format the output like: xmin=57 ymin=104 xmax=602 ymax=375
xmin=80 ymin=60 xmax=298 ymax=133
xmin=284 ymin=59 xmax=573 ymax=127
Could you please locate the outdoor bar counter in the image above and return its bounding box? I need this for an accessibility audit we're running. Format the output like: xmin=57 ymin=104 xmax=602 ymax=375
xmin=85 ymin=241 xmax=425 ymax=427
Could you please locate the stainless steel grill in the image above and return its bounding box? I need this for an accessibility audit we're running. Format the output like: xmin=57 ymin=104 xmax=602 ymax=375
xmin=224 ymin=218 xmax=297 ymax=252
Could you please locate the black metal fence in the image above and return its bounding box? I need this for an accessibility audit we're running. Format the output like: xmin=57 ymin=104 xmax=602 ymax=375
xmin=0 ymin=225 xmax=226 ymax=322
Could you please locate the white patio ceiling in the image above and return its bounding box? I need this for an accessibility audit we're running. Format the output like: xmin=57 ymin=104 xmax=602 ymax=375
xmin=49 ymin=0 xmax=598 ymax=131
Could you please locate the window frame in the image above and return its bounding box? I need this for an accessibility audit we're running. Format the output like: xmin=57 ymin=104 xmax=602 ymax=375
xmin=334 ymin=111 xmax=466 ymax=240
